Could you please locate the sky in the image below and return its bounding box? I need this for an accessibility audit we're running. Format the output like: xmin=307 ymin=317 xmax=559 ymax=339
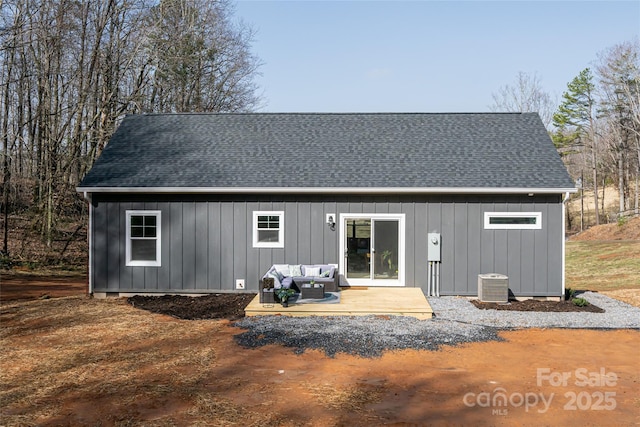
xmin=233 ymin=0 xmax=640 ymax=113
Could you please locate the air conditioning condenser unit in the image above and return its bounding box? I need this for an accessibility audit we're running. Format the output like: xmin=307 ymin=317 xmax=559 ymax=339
xmin=478 ymin=273 xmax=509 ymax=303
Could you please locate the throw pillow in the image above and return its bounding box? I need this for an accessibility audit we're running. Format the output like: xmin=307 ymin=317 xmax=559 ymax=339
xmin=320 ymin=269 xmax=331 ymax=278
xmin=289 ymin=264 xmax=303 ymax=277
xmin=267 ymin=267 xmax=283 ymax=282
xmin=273 ymin=264 xmax=291 ymax=277
xmin=304 ymin=267 xmax=321 ymax=277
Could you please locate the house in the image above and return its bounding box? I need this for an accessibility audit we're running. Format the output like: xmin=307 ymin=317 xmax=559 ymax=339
xmin=77 ymin=113 xmax=576 ymax=299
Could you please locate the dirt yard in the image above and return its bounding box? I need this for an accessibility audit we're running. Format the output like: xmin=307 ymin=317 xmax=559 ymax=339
xmin=1 ymin=279 xmax=639 ymax=426
xmin=2 ymin=218 xmax=639 ymax=426
xmin=0 ymin=273 xmax=88 ymax=301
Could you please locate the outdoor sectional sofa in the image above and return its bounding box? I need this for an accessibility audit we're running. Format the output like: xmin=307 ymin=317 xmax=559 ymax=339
xmin=261 ymin=264 xmax=339 ymax=293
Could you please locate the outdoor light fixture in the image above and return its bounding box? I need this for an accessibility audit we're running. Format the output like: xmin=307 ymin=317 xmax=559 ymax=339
xmin=326 ymin=213 xmax=336 ymax=228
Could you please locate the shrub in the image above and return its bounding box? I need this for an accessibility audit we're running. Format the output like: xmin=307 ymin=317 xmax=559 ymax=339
xmin=0 ymin=254 xmax=12 ymax=269
xmin=617 ymin=216 xmax=628 ymax=227
xmin=565 ymin=288 xmax=576 ymax=300
xmin=572 ymin=297 xmax=590 ymax=307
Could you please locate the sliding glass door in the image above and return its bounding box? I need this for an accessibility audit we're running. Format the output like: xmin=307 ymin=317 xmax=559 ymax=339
xmin=341 ymin=214 xmax=404 ymax=286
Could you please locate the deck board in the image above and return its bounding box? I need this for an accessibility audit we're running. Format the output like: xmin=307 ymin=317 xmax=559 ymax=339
xmin=244 ymin=287 xmax=433 ymax=319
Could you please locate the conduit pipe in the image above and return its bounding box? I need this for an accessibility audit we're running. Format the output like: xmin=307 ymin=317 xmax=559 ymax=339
xmin=427 ymin=261 xmax=441 ymax=297
xmin=435 ymin=262 xmax=440 ymax=297
xmin=427 ymin=262 xmax=432 ymax=296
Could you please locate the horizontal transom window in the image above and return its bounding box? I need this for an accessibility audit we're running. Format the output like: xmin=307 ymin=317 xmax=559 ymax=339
xmin=484 ymin=212 xmax=542 ymax=230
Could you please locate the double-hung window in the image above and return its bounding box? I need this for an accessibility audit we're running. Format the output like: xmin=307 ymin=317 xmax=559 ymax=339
xmin=253 ymin=211 xmax=284 ymax=248
xmin=126 ymin=210 xmax=161 ymax=266
xmin=484 ymin=212 xmax=542 ymax=230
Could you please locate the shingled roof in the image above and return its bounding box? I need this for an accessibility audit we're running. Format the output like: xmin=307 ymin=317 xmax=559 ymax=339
xmin=78 ymin=112 xmax=575 ymax=193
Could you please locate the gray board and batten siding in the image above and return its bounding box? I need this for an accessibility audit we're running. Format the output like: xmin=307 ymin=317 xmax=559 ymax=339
xmin=90 ymin=193 xmax=564 ymax=297
xmin=80 ymin=113 xmax=576 ymax=298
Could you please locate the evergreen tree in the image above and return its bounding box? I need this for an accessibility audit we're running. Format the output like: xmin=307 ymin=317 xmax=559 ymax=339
xmin=553 ymin=69 xmax=600 ymax=224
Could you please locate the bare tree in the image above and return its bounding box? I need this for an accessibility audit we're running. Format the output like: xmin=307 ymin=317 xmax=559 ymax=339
xmin=0 ymin=0 xmax=262 ymax=257
xmin=596 ymin=40 xmax=640 ymax=217
xmin=144 ymin=0 xmax=261 ymax=113
xmin=490 ymin=71 xmax=557 ymax=129
xmin=0 ymin=1 xmax=23 ymax=255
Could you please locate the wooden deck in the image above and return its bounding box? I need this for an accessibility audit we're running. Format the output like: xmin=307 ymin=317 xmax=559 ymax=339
xmin=244 ymin=287 xmax=433 ymax=320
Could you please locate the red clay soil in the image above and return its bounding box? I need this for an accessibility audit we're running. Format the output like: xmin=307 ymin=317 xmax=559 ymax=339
xmin=2 ymin=276 xmax=640 ymax=426
xmin=0 ymin=273 xmax=87 ymax=301
xmin=570 ymin=216 xmax=640 ymax=241
xmin=207 ymin=326 xmax=640 ymax=427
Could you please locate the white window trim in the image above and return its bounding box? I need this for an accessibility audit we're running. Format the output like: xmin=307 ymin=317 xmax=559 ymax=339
xmin=253 ymin=211 xmax=284 ymax=248
xmin=126 ymin=210 xmax=161 ymax=267
xmin=484 ymin=212 xmax=542 ymax=230
xmin=338 ymin=213 xmax=406 ymax=287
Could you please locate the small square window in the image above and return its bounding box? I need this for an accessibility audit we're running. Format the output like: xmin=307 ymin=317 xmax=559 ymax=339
xmin=126 ymin=210 xmax=161 ymax=266
xmin=253 ymin=211 xmax=284 ymax=248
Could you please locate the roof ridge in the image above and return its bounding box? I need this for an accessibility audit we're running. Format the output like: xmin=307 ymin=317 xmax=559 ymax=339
xmin=130 ymin=112 xmax=528 ymax=116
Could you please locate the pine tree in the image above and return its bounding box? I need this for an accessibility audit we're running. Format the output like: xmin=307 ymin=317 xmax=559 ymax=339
xmin=553 ymin=69 xmax=600 ymax=224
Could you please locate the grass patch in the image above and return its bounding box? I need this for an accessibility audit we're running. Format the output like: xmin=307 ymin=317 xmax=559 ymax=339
xmin=307 ymin=383 xmax=383 ymax=411
xmin=566 ymin=241 xmax=640 ymax=292
xmin=0 ymin=296 xmax=303 ymax=426
xmin=0 ymin=297 xmax=252 ymax=425
xmin=2 ymin=267 xmax=87 ymax=278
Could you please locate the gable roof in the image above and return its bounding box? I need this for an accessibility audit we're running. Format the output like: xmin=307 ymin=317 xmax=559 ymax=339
xmin=78 ymin=112 xmax=576 ymax=194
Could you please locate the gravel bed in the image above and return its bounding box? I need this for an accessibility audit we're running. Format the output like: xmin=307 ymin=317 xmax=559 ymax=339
xmin=233 ymin=292 xmax=640 ymax=358
xmin=234 ymin=315 xmax=504 ymax=357
xmin=429 ymin=291 xmax=640 ymax=329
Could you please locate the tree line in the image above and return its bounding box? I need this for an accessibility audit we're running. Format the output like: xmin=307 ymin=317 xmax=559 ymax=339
xmin=0 ymin=0 xmax=262 ymax=256
xmin=491 ymin=40 xmax=640 ymax=228
xmin=1 ymin=0 xmax=637 ymax=261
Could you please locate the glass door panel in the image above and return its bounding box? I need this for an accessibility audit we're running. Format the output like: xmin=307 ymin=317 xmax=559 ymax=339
xmin=372 ymin=220 xmax=399 ymax=280
xmin=345 ymin=219 xmax=371 ymax=279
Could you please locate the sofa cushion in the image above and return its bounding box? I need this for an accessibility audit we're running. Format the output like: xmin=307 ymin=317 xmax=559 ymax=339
xmin=266 ymin=271 xmax=282 ymax=289
xmin=289 ymin=264 xmax=303 ymax=276
xmin=281 ymin=277 xmax=294 ymax=289
xmin=304 ymin=266 xmax=321 ymax=277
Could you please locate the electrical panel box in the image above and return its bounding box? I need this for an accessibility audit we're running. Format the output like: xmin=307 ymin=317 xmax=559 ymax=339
xmin=427 ymin=233 xmax=441 ymax=262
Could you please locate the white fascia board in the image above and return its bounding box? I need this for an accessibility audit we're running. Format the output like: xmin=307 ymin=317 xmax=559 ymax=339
xmin=77 ymin=186 xmax=578 ymax=195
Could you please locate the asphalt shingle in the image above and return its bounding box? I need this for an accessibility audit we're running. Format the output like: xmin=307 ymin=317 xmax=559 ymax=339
xmin=78 ymin=113 xmax=575 ymax=190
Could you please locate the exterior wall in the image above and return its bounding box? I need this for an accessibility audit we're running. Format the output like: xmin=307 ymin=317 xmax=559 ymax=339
xmin=90 ymin=193 xmax=564 ymax=297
